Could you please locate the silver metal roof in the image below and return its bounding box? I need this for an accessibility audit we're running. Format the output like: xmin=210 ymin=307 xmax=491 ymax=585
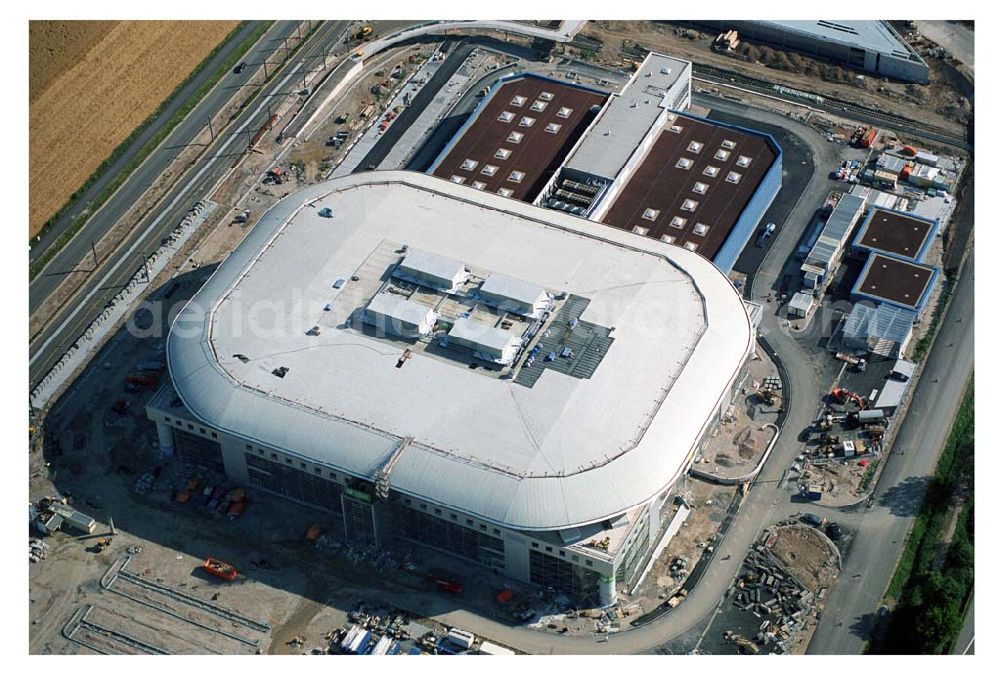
xmin=804 ymin=193 xmax=866 ymax=269
xmin=843 ymin=302 xmax=915 ymax=345
xmin=395 ymin=248 xmax=468 ymax=290
xmin=758 ymin=20 xmax=919 ymax=59
xmin=564 ymin=52 xmax=691 ymax=181
xmin=478 ymin=273 xmax=548 ymax=313
xmin=789 ymin=291 xmax=813 ymax=312
xmin=447 ymin=317 xmax=521 ymax=357
xmin=167 ymin=172 xmax=752 ymax=531
xmin=365 ymin=294 xmax=436 ymax=330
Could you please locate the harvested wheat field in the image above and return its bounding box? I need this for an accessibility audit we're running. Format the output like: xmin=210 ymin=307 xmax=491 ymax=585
xmin=29 ymin=20 xmax=239 ymax=237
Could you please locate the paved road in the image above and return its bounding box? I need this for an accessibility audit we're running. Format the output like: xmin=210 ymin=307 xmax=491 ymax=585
xmin=28 ymin=21 xmax=304 ymax=313
xmin=914 ymin=21 xmax=975 ymax=74
xmin=808 ymin=251 xmax=975 ymax=653
xmin=356 ymin=20 xmax=586 ymax=60
xmin=952 ymin=590 xmax=974 ymax=654
xmin=29 ymin=21 xmax=352 ymax=393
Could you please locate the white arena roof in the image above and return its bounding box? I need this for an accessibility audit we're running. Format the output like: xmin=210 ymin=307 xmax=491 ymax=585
xmin=168 ymin=172 xmax=752 ymax=530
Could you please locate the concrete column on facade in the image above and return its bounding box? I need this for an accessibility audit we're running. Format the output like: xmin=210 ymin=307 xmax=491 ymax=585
xmin=598 ymin=574 xmax=617 ymax=607
xmin=155 ymin=421 xmax=175 ymax=457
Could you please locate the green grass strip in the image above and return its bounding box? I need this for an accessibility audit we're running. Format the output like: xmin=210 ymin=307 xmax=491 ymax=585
xmin=885 ymin=378 xmax=973 ymax=599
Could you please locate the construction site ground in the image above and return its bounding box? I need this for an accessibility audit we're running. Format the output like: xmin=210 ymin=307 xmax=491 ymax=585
xmin=287 ymin=44 xmax=442 ymax=183
xmin=704 ymin=524 xmax=840 ymax=655
xmin=573 ymin=21 xmax=968 ymax=137
xmin=768 ymin=525 xmax=840 ymax=594
xmin=694 ymin=348 xmax=781 ymax=481
xmin=630 ymin=480 xmax=741 ymax=609
xmin=785 ymin=375 xmax=889 ymax=509
xmin=29 ymin=278 xmax=573 ymax=654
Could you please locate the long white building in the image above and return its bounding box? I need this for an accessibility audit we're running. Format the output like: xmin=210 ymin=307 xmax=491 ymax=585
xmin=148 ymin=171 xmax=754 ymax=606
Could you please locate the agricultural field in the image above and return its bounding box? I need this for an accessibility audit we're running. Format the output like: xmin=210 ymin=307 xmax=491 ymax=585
xmin=29 ymin=20 xmax=239 ymax=237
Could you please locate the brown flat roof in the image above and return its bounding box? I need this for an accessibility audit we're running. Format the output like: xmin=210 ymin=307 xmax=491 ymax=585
xmin=856 ymin=254 xmax=934 ymax=308
xmin=431 ymin=76 xmax=606 ymax=202
xmin=601 ymin=115 xmax=777 ymax=260
xmin=857 ymin=209 xmax=933 ymax=260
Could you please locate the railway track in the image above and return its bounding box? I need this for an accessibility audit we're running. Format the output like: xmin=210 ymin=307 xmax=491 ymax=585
xmin=692 ymin=62 xmax=970 ymax=150
xmin=102 ymin=555 xmax=271 ymax=634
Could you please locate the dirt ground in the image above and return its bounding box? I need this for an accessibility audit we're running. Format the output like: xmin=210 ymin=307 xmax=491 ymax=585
xmin=631 ymin=480 xmax=739 ymax=608
xmin=766 ymin=525 xmax=839 ymax=594
xmin=574 ymin=22 xmax=967 ymax=137
xmin=29 ymin=20 xmax=239 ymax=236
xmin=695 ymin=350 xmax=780 ymax=481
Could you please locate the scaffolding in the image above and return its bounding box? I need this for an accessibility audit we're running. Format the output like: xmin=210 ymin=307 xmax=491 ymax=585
xmin=374 ymin=436 xmax=413 ymax=499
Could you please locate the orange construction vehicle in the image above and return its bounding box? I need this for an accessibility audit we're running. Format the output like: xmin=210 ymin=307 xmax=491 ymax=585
xmin=831 ymin=387 xmax=866 ymax=409
xmin=203 ymin=557 xmax=238 ymax=581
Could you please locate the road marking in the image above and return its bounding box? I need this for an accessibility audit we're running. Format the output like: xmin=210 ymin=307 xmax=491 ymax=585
xmin=962 ymin=636 xmax=974 ymax=655
xmin=29 ymin=63 xmax=303 ymax=370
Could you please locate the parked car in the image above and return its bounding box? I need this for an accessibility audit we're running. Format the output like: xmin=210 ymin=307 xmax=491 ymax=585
xmin=233 ymin=61 xmax=248 ymax=74
xmin=826 ymin=522 xmax=843 ymax=540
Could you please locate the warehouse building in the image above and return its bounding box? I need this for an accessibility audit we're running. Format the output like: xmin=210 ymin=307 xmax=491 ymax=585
xmin=150 ymin=171 xmax=755 ymax=607
xmin=539 ymin=52 xmax=694 ymax=220
xmin=428 ymin=52 xmax=780 ymax=274
xmin=842 ymin=253 xmax=939 ymax=356
xmin=596 ymin=113 xmax=781 ymax=272
xmin=693 ymin=20 xmax=929 ymax=83
xmin=428 ymin=74 xmax=608 ymax=202
xmin=801 ymin=193 xmax=866 ymax=289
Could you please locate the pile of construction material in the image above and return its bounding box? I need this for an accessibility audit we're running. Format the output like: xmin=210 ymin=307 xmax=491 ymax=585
xmin=29 ymin=538 xmax=48 ymax=563
xmin=727 ymin=544 xmax=816 ymax=653
xmin=31 ymin=495 xmax=96 ymax=536
xmin=133 ymin=472 xmax=155 ymax=495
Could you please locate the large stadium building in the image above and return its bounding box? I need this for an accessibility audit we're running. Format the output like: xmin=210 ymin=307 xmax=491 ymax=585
xmin=149 ymin=171 xmax=757 ymax=606
xmin=429 ymin=52 xmax=782 ymax=274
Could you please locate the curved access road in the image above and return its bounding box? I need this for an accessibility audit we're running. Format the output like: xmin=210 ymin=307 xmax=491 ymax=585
xmin=356 ymin=20 xmax=586 ymax=60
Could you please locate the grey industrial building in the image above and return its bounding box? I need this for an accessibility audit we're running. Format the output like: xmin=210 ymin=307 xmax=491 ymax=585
xmin=694 ymin=20 xmax=929 ymax=83
xmin=148 ymin=171 xmax=756 ymax=607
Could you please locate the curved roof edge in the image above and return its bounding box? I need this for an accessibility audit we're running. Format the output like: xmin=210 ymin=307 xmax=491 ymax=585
xmin=168 ymin=171 xmax=753 ymax=531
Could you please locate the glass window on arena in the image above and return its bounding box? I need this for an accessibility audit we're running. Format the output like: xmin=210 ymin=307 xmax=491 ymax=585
xmin=245 ymin=452 xmax=343 ymax=513
xmin=175 ymin=429 xmax=225 ymax=470
xmin=529 ymin=550 xmax=600 ymax=605
xmin=396 ymin=507 xmax=505 ymax=568
xmin=615 ymin=516 xmax=650 ymax=584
